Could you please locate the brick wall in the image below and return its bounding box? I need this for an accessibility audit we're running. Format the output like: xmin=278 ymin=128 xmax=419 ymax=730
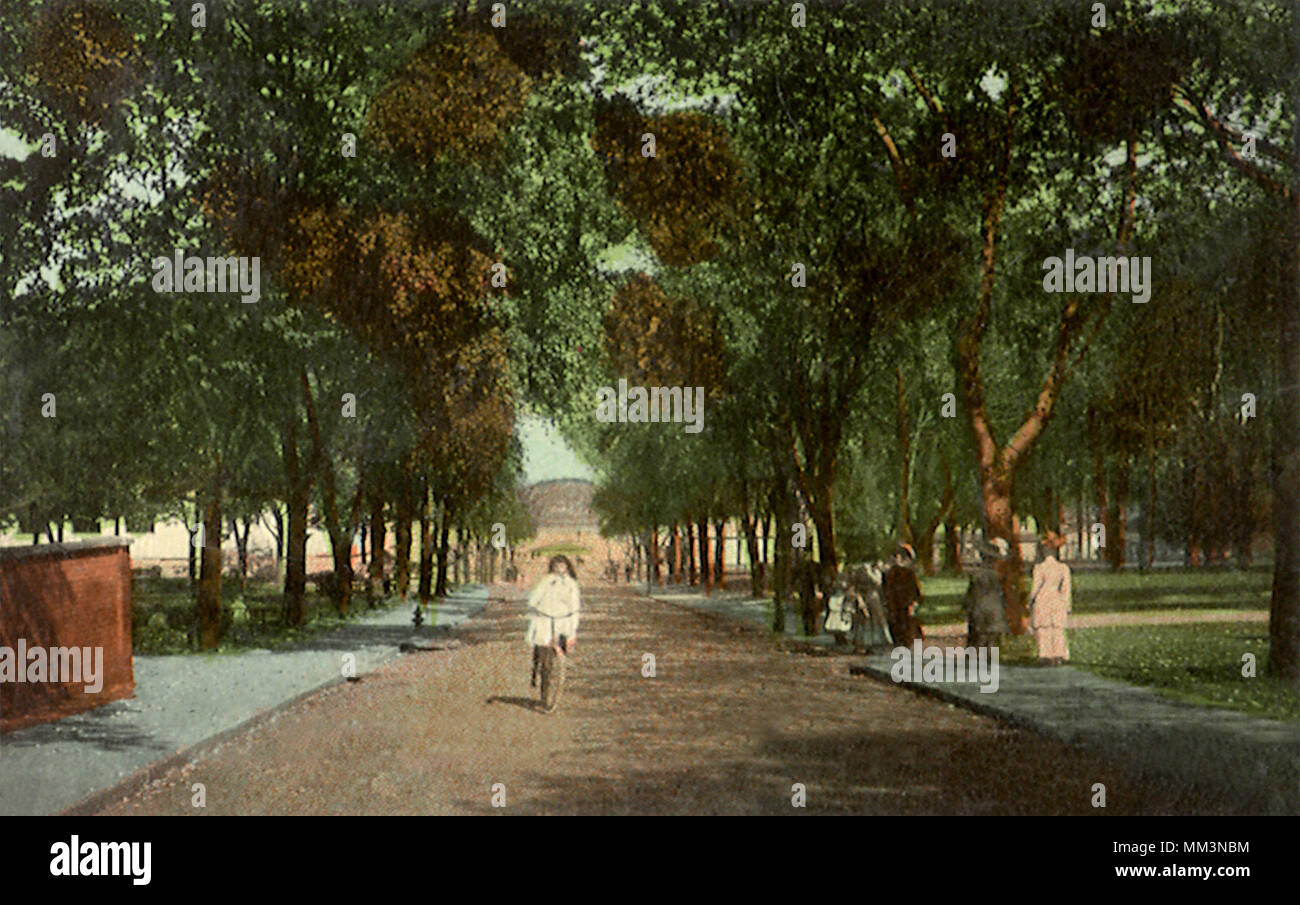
xmin=0 ymin=538 xmax=134 ymax=732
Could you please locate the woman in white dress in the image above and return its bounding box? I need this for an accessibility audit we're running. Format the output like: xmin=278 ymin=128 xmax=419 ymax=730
xmin=525 ymin=555 xmax=581 ymax=713
xmin=1029 ymin=532 xmax=1072 ymax=665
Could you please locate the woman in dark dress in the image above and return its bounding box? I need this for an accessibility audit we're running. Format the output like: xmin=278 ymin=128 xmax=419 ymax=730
xmin=883 ymin=543 xmax=924 ymax=648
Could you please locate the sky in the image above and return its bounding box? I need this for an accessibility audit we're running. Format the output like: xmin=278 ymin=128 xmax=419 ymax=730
xmin=0 ymin=129 xmax=26 ymax=159
xmin=518 ymin=413 xmax=595 ymax=486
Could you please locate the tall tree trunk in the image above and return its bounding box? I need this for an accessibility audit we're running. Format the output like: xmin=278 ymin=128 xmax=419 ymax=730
xmin=686 ymin=521 xmax=697 ymax=586
xmin=418 ymin=484 xmax=433 ymax=603
xmin=809 ymin=485 xmax=839 ymax=586
xmin=761 ymin=513 xmax=771 ymax=584
xmin=300 ymin=369 xmax=351 ymax=616
xmin=917 ymin=460 xmax=954 ymax=577
xmin=649 ymin=525 xmax=661 ymax=586
xmin=714 ymin=518 xmax=726 ymax=591
xmin=956 ymin=124 xmax=1137 ymax=632
xmin=338 ymin=475 xmax=365 ymax=614
xmin=697 ymin=518 xmax=711 ymax=591
xmin=284 ymin=493 xmax=309 ymax=626
xmin=270 ymin=503 xmax=285 ymax=581
xmin=1185 ymin=452 xmax=1204 ymax=567
xmin=1078 ymin=497 xmax=1089 ymax=559
xmin=741 ymin=512 xmax=762 ymax=595
xmin=1087 ymin=406 xmax=1113 ymax=564
xmin=368 ymin=477 xmax=386 ymax=597
xmin=670 ymin=524 xmax=681 ymax=582
xmin=796 ymin=548 xmax=820 ymax=637
xmin=1175 ymin=97 xmax=1298 ymax=676
xmin=772 ymin=526 xmax=789 ymax=634
xmin=187 ymin=501 xmax=199 ymax=586
xmin=771 ymin=487 xmax=798 ymax=634
xmin=394 ymin=480 xmax=414 ymax=601
xmin=282 ymin=419 xmax=311 ymax=627
xmin=1108 ymin=457 xmax=1130 ymax=571
xmin=1268 ymin=200 xmax=1300 ymax=682
xmin=435 ymin=504 xmax=452 ymax=597
xmin=980 ymin=467 xmax=1026 ymax=631
xmin=229 ymin=516 xmax=250 ymax=593
xmin=187 ymin=525 xmax=197 ymax=585
xmin=1142 ymin=439 xmax=1157 ymax=571
xmin=197 ymin=475 xmax=223 ymax=650
xmin=896 ymin=365 xmax=915 ymax=546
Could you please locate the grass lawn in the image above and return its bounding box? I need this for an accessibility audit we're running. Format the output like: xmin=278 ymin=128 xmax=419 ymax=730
xmin=131 ymin=576 xmax=410 ymax=655
xmin=910 ymin=568 xmax=1293 ymax=721
xmin=915 ymin=575 xmax=968 ymax=624
xmin=1033 ymin=623 xmax=1294 ymax=722
xmin=917 ymin=566 xmax=1272 ymax=626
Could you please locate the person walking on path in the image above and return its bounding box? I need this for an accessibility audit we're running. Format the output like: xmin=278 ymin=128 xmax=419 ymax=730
xmin=849 ymin=562 xmax=892 ymax=652
xmin=822 ymin=576 xmax=854 ymax=646
xmin=964 ymin=538 xmax=1011 ymax=648
xmin=525 ymin=555 xmax=581 ymax=712
xmin=883 ymin=544 xmax=924 ymax=648
xmin=1029 ymin=532 xmax=1072 ymax=666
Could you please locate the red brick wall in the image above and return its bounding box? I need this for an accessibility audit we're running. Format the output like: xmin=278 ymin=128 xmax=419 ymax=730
xmin=0 ymin=539 xmax=134 ymax=732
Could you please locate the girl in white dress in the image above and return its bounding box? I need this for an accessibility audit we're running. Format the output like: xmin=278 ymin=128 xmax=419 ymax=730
xmin=525 ymin=555 xmax=581 ymax=712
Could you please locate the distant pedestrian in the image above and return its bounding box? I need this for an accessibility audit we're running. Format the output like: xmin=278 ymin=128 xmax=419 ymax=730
xmin=525 ymin=555 xmax=581 ymax=713
xmin=883 ymin=544 xmax=924 ymax=648
xmin=1029 ymin=532 xmax=1072 ymax=665
xmin=794 ymin=557 xmax=822 ymax=636
xmin=964 ymin=538 xmax=1010 ymax=648
xmin=849 ymin=562 xmax=891 ymax=652
xmin=822 ymin=576 xmax=854 ymax=646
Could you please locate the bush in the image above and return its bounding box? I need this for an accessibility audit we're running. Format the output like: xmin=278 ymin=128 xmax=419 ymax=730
xmin=309 ymin=570 xmax=340 ymax=600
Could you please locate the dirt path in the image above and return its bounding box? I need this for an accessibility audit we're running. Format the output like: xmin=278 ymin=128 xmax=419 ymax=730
xmin=93 ymin=584 xmax=1219 ymax=815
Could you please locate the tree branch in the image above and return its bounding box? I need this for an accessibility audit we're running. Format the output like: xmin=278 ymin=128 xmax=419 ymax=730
xmin=905 ymin=66 xmax=948 ymax=128
xmin=1173 ymin=85 xmax=1299 ymax=168
xmin=1173 ymin=87 xmax=1296 ymax=203
xmin=870 ymin=111 xmax=914 ymax=213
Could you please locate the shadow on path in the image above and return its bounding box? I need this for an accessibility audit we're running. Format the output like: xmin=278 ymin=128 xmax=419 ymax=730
xmin=1 ymin=701 xmax=164 ymax=753
xmin=487 ymin=695 xmax=543 ymax=714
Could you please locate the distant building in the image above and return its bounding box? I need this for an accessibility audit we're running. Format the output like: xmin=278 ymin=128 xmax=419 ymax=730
xmin=522 ymin=479 xmax=601 ymax=535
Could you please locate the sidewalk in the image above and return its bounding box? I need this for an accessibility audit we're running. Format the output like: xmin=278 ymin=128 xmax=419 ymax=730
xmin=0 ymin=587 xmax=491 ymax=816
xmin=651 ymin=584 xmax=1300 ymax=815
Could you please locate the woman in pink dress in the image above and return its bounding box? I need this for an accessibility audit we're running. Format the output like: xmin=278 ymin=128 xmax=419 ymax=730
xmin=1029 ymin=532 xmax=1072 ymax=665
